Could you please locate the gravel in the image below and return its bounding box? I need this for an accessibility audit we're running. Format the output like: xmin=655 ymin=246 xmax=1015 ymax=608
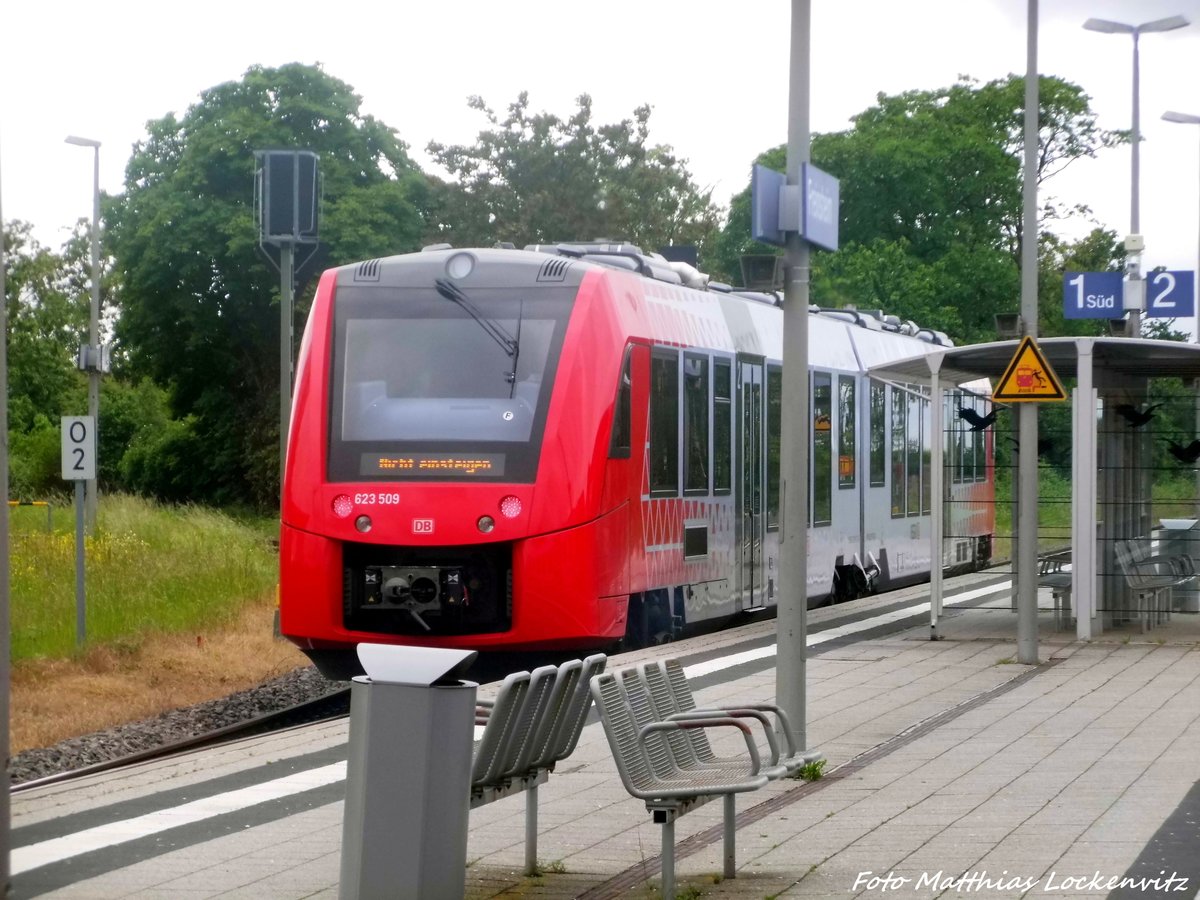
xmin=9 ymin=666 xmax=344 ymax=786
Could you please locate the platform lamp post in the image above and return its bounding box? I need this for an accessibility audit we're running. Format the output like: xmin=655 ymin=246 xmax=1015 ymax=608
xmin=64 ymin=135 xmax=103 ymax=532
xmin=1083 ymin=15 xmax=1189 ymax=336
xmin=1162 ymin=110 xmax=1200 ymax=518
xmin=253 ymin=150 xmax=319 ymax=490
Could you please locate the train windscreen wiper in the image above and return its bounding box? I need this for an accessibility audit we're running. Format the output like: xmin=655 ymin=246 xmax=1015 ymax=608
xmin=434 ymin=278 xmax=521 ymax=395
xmin=435 ymin=278 xmax=518 ymax=359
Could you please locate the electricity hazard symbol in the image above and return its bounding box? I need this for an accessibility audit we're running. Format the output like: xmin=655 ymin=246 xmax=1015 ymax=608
xmin=993 ymin=336 xmax=1066 ymax=402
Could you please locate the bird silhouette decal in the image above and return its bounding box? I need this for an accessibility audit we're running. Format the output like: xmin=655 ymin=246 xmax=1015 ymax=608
xmin=957 ymin=407 xmax=999 ymax=432
xmin=1114 ymin=403 xmax=1163 ymax=428
xmin=1164 ymin=439 xmax=1200 ymax=465
xmin=1006 ymin=436 xmax=1053 ymax=456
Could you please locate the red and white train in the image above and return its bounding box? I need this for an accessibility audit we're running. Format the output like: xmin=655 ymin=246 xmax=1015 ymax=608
xmin=280 ymin=243 xmax=994 ymax=677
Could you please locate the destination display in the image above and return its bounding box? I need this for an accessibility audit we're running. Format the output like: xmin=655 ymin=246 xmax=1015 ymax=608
xmin=360 ymin=452 xmax=505 ymax=477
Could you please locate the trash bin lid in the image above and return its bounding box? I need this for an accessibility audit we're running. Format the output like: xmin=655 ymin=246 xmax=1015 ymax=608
xmin=1160 ymin=518 xmax=1199 ymax=531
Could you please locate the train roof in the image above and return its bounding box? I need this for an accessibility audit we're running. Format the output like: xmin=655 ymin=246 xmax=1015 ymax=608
xmin=514 ymin=241 xmax=954 ymax=348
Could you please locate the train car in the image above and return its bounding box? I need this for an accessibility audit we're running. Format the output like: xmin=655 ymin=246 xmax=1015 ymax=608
xmin=280 ymin=243 xmax=994 ymax=677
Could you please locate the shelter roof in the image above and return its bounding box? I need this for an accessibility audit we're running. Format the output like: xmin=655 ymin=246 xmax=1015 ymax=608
xmin=866 ymin=336 xmax=1200 ymax=387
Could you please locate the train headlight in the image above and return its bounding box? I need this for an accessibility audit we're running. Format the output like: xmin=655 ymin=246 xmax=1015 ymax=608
xmin=446 ymin=252 xmax=475 ymax=279
xmin=499 ymin=495 xmax=523 ymax=519
xmin=355 ymin=515 xmax=373 ymax=533
xmin=477 ymin=515 xmax=495 ymax=533
xmin=332 ymin=494 xmax=354 ymax=518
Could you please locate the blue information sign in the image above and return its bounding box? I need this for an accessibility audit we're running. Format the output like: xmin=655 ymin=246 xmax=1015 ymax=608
xmin=802 ymin=163 xmax=840 ymax=251
xmin=1063 ymin=271 xmax=1124 ymax=319
xmin=1145 ymin=270 xmax=1196 ymax=319
xmin=750 ymin=164 xmax=786 ymax=247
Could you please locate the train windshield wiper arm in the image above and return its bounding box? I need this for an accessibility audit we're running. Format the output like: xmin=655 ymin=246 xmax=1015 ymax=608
xmin=434 ymin=278 xmax=518 ymax=359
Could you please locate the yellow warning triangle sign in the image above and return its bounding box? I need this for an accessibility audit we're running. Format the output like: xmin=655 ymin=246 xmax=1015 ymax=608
xmin=993 ymin=336 xmax=1066 ymax=402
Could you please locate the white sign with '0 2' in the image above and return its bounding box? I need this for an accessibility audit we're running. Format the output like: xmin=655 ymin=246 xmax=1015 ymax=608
xmin=61 ymin=416 xmax=97 ymax=481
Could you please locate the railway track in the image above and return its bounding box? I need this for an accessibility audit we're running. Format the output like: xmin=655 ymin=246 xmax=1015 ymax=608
xmin=11 ymin=687 xmax=351 ymax=794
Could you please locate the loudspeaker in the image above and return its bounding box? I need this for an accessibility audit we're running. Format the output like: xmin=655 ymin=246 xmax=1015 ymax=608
xmin=258 ymin=149 xmax=319 ymax=243
xmin=739 ymin=254 xmax=783 ymax=291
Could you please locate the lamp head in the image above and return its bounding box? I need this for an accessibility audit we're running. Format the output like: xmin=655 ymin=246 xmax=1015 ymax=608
xmin=1163 ymin=110 xmax=1200 ymax=125
xmin=1138 ymin=15 xmax=1189 ymax=33
xmin=1083 ymin=18 xmax=1134 ymax=33
xmin=65 ymin=135 xmax=101 ymax=149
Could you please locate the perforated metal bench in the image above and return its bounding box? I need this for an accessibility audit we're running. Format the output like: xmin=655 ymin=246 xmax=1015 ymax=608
xmin=649 ymin=658 xmax=824 ymax=775
xmin=590 ymin=669 xmax=771 ymax=898
xmin=1038 ymin=550 xmax=1074 ymax=630
xmin=1115 ymin=539 xmax=1194 ymax=632
xmin=471 ymin=653 xmax=606 ymax=874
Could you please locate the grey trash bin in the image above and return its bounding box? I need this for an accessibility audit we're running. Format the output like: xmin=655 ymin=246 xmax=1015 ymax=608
xmin=340 ymin=644 xmax=478 ymax=900
xmin=1158 ymin=519 xmax=1199 ymax=612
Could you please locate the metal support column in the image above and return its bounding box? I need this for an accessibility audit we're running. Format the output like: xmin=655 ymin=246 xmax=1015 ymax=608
xmin=777 ymin=0 xmax=811 ymax=753
xmin=1073 ymin=340 xmax=1097 ymax=639
xmin=1017 ymin=0 xmax=1040 ymax=665
xmin=279 ymin=244 xmax=294 ymax=478
xmin=929 ymin=355 xmax=945 ymax=639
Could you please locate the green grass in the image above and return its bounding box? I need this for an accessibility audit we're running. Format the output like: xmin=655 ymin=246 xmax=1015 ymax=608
xmin=991 ymin=467 xmax=1198 ymax=562
xmin=10 ymin=494 xmax=277 ymax=662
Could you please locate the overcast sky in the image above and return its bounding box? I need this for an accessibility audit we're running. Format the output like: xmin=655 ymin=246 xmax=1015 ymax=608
xmin=3 ymin=0 xmax=1200 ymax=296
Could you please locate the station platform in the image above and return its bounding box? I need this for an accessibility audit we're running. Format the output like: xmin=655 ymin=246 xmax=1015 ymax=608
xmin=12 ymin=575 xmax=1200 ymax=899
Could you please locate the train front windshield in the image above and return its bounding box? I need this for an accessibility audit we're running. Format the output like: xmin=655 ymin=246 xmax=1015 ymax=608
xmin=328 ymin=284 xmax=573 ymax=482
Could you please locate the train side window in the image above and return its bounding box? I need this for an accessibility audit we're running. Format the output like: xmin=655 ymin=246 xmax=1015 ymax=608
xmin=906 ymin=389 xmax=921 ymax=517
xmin=838 ymin=375 xmax=856 ymax=489
xmin=713 ymin=359 xmax=732 ymax=495
xmin=891 ymin=385 xmax=906 ymax=518
xmin=869 ymin=382 xmax=885 ymax=487
xmin=813 ymin=371 xmax=832 ymax=526
xmin=608 ymin=347 xmax=632 ymax=459
xmin=767 ymin=365 xmax=782 ymax=529
xmin=650 ymin=350 xmax=679 ymax=496
xmin=683 ymin=354 xmax=710 ymax=494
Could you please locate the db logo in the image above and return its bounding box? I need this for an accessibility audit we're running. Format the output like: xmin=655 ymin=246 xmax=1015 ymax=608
xmin=412 ymin=518 xmax=435 ymax=534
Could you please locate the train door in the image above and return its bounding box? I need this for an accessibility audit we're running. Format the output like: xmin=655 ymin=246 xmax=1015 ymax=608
xmin=737 ymin=356 xmax=767 ymax=610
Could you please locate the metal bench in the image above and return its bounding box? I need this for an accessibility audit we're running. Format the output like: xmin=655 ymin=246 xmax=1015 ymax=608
xmin=471 ymin=653 xmax=606 ymax=874
xmin=1037 ymin=550 xmax=1074 ymax=630
xmin=590 ymin=669 xmax=771 ymax=898
xmin=1114 ymin=539 xmax=1195 ymax=632
xmin=653 ymin=659 xmax=823 ymax=775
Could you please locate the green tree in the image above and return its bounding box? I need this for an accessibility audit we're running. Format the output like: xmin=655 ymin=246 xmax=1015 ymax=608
xmin=3 ymin=221 xmax=88 ymax=434
xmin=427 ymin=93 xmax=722 ymax=256
xmin=107 ymin=63 xmax=431 ymax=507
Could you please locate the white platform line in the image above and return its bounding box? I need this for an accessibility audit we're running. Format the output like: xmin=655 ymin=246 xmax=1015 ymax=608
xmin=13 ymin=762 xmax=348 ymax=875
xmin=683 ymin=581 xmax=1008 ymax=679
xmin=15 ymin=580 xmax=1009 ymax=875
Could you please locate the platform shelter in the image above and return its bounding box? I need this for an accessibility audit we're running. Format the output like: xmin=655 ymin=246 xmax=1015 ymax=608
xmin=869 ymin=335 xmax=1200 ymax=644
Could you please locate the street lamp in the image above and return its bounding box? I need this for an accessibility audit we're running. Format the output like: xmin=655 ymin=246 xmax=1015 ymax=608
xmin=1162 ymin=110 xmax=1200 ymax=514
xmin=65 ymin=135 xmax=102 ymax=531
xmin=1163 ymin=110 xmax=1200 ymax=338
xmin=1083 ymin=14 xmax=1189 ymax=334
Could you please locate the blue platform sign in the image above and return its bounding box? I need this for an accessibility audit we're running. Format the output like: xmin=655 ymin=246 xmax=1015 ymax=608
xmin=802 ymin=163 xmax=840 ymax=251
xmin=750 ymin=164 xmax=786 ymax=247
xmin=1145 ymin=270 xmax=1196 ymax=319
xmin=749 ymin=163 xmax=840 ymax=251
xmin=1063 ymin=271 xmax=1123 ymax=319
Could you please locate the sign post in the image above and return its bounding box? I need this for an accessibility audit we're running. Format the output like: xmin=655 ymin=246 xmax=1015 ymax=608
xmin=62 ymin=416 xmax=96 ymax=646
